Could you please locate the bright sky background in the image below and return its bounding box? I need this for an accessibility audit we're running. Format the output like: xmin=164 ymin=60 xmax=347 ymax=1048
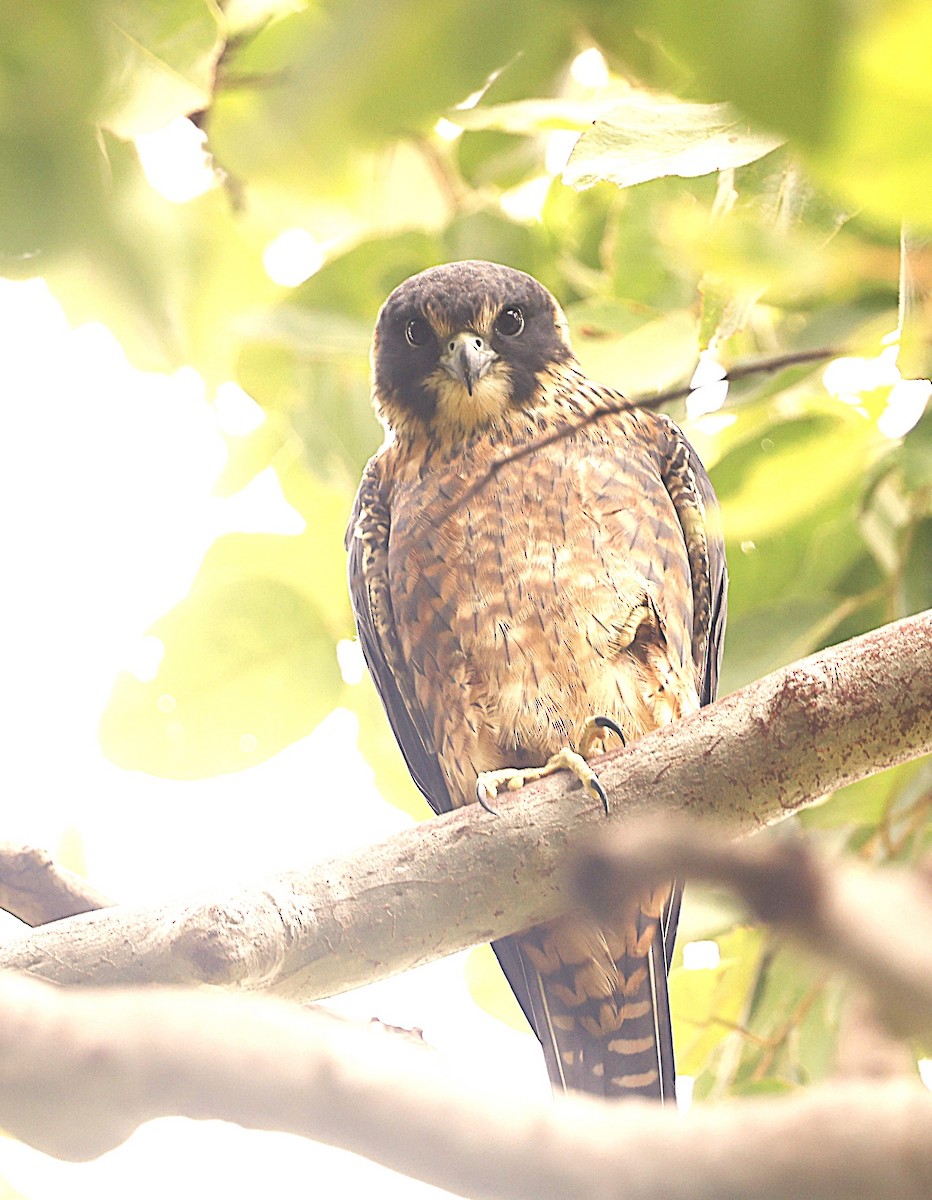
xmin=0 ymin=276 xmax=550 ymax=1200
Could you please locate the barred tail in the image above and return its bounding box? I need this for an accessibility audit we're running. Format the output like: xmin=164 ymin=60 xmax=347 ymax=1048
xmin=492 ymin=882 xmax=679 ymax=1101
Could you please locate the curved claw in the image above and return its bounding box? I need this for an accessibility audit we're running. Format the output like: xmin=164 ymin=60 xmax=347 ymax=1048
xmin=590 ymin=774 xmax=610 ymax=817
xmin=593 ymin=715 xmax=625 ymax=744
xmin=476 ymin=779 xmax=501 ymax=816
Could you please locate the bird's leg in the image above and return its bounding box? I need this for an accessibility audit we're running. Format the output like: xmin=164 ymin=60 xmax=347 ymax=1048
xmin=476 ymin=716 xmax=625 ymax=816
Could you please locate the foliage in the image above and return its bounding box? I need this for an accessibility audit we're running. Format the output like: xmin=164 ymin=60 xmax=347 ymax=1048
xmin=2 ymin=0 xmax=930 ymax=1103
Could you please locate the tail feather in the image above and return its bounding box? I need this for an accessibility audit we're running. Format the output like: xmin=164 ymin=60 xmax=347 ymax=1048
xmin=492 ymin=882 xmax=679 ymax=1102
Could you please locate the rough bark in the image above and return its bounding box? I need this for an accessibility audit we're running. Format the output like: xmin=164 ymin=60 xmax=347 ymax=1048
xmin=1 ymin=971 xmax=929 ymax=1199
xmin=0 ymin=843 xmax=114 ymax=926
xmin=1 ymin=609 xmax=930 ymax=1000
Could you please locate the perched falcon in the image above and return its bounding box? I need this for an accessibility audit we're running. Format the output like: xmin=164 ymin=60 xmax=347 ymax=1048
xmin=347 ymin=261 xmax=727 ymax=1101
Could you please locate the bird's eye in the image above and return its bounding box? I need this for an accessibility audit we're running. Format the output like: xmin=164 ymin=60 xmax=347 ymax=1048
xmin=404 ymin=317 xmax=432 ymax=347
xmin=494 ymin=306 xmax=524 ymax=337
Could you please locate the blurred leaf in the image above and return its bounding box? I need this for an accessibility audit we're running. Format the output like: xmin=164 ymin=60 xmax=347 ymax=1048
xmin=817 ymin=0 xmax=932 ymax=229
xmin=465 ymin=944 xmax=531 ymax=1033
xmin=455 ymin=128 xmax=544 ymax=192
xmin=0 ymin=1173 xmax=31 ymax=1200
xmin=100 ymin=461 xmax=350 ymax=778
xmin=903 ymin=518 xmax=932 ymax=615
xmin=450 ymin=18 xmax=573 ymax=190
xmin=575 ymin=309 xmax=699 ymax=394
xmin=719 ymin=593 xmax=842 ymax=695
xmin=100 ymin=573 xmax=340 ymax=778
xmin=0 ymin=2 xmax=110 ymax=264
xmin=238 ymin=342 xmax=377 ymax=481
xmin=46 ymin=135 xmax=280 ymax=377
xmin=622 ymin=0 xmax=847 ymax=149
xmin=715 ymin=410 xmax=878 ymax=543
xmin=55 ymin=826 xmax=91 ymax=880
xmin=565 ymin=96 xmax=783 ymax=191
xmin=443 ymin=210 xmax=557 ymax=286
xmin=670 ymin=926 xmax=764 ymax=1078
xmin=728 ymin=943 xmax=839 ymax=1093
xmin=565 ymin=298 xmax=647 ymax=340
xmin=800 ymin=758 xmax=931 ymax=833
xmin=293 ymin=230 xmax=441 ymax=320
xmin=343 ymin=672 xmax=428 ymax=821
xmin=669 ymin=197 xmax=851 ymax=309
xmin=211 ymin=409 xmax=294 ymax=498
xmin=899 ymin=406 xmax=932 ymax=491
xmin=99 ymin=0 xmax=224 ymax=136
xmin=209 ymin=0 xmax=567 ymax=193
xmin=454 ymin=98 xmax=600 ymax=135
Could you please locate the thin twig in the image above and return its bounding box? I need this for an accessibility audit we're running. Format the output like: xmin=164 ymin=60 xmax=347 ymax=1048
xmin=457 ymin=345 xmax=839 ymax=509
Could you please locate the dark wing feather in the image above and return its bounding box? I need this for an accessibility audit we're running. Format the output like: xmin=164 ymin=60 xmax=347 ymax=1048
xmin=694 ymin=464 xmax=728 ymax=707
xmin=656 ymin=414 xmax=727 ymax=970
xmin=656 ymin=413 xmax=728 ymax=708
xmin=346 ymin=465 xmax=454 ymax=815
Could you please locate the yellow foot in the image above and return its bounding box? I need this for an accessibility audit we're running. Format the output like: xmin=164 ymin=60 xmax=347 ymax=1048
xmin=577 ymin=715 xmax=626 ymax=759
xmin=476 ymin=745 xmax=613 ymax=816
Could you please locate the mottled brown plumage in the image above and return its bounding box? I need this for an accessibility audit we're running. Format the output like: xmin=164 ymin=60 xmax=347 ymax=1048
xmin=347 ymin=261 xmax=727 ymax=1100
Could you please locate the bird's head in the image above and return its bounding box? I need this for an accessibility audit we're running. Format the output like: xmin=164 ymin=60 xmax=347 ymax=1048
xmin=371 ymin=261 xmax=576 ymax=442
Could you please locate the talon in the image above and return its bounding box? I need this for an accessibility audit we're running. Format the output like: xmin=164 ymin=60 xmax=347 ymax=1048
xmin=578 ymin=715 xmax=626 ymax=759
xmin=476 ymin=779 xmax=501 ymax=816
xmin=593 ymin=715 xmax=625 ymax=743
xmin=590 ymin=774 xmax=610 ymax=817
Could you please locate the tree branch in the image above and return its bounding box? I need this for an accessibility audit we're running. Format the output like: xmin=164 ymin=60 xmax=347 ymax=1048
xmin=576 ymin=818 xmax=932 ymax=1041
xmin=0 ymin=843 xmax=114 ymax=926
xmin=1 ymin=971 xmax=930 ymax=1198
xmin=1 ymin=610 xmax=929 ymax=998
xmin=456 ymin=346 xmax=839 ymax=510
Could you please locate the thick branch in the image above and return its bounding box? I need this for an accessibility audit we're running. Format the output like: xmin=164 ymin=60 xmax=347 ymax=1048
xmin=1 ymin=972 xmax=929 ymax=1199
xmin=0 ymin=843 xmax=113 ymax=926
xmin=0 ymin=610 xmax=929 ymax=998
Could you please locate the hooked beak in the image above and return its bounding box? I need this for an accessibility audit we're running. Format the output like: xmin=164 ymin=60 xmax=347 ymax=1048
xmin=440 ymin=330 xmax=497 ymax=395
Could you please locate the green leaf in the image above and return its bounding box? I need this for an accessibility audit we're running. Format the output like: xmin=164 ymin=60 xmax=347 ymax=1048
xmin=623 ymin=0 xmax=847 ymax=149
xmin=452 ymin=98 xmax=600 ymax=135
xmin=99 ymin=574 xmax=340 ymax=778
xmin=715 ymin=411 xmax=877 ymax=544
xmin=816 ymin=0 xmax=932 ymax=229
xmin=291 ymin=230 xmax=441 ymax=321
xmin=718 ymin=593 xmax=842 ymax=696
xmin=45 ymin=135 xmax=281 ymax=377
xmin=0 ymin=2 xmax=111 ymax=265
xmin=670 ymin=926 xmax=765 ymax=1078
xmin=900 ymin=406 xmax=932 ymax=492
xmin=903 ymin=518 xmax=932 ymax=616
xmin=800 ymin=758 xmax=932 ymax=832
xmin=465 ymin=944 xmax=531 ymax=1033
xmin=564 ymin=97 xmax=783 ymax=191
xmin=99 ymin=463 xmax=350 ymax=778
xmin=343 ymin=671 xmax=428 ymax=821
xmin=575 ymin=309 xmax=699 ymax=395
xmin=209 ymin=0 xmax=568 ymax=194
xmin=728 ymin=942 xmax=840 ymax=1092
xmin=238 ymin=344 xmax=377 ymax=482
xmin=99 ymin=0 xmax=225 ymax=137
